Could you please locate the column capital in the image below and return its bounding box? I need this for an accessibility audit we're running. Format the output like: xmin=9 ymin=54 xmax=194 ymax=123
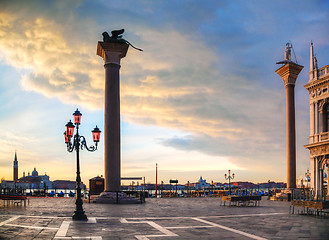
xmin=97 ymin=41 xmax=129 ymax=65
xmin=276 ymin=62 xmax=304 ymax=87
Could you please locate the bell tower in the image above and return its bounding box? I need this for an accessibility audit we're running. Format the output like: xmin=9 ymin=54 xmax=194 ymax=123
xmin=13 ymin=150 xmax=18 ymax=181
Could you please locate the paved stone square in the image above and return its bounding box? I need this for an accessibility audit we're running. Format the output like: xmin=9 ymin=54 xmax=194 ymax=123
xmin=0 ymin=197 xmax=328 ymax=239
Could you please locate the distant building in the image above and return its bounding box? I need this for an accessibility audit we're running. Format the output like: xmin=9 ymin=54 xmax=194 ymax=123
xmin=1 ymin=167 xmax=52 ymax=190
xmin=0 ymin=180 xmax=29 ymax=189
xmin=89 ymin=176 xmax=104 ymax=195
xmin=194 ymin=176 xmax=210 ymax=190
xmin=53 ymin=180 xmax=86 ymax=190
xmin=19 ymin=167 xmax=52 ymax=189
xmin=232 ymin=181 xmax=257 ymax=189
xmin=1 ymin=153 xmax=87 ymax=191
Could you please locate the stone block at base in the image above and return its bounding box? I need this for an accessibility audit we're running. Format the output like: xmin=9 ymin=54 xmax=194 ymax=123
xmin=90 ymin=191 xmax=142 ymax=204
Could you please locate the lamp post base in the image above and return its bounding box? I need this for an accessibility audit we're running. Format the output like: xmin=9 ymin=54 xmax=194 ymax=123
xmin=72 ymin=211 xmax=88 ymax=221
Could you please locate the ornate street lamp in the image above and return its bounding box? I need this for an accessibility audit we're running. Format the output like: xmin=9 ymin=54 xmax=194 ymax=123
xmin=224 ymin=170 xmax=235 ymax=195
xmin=64 ymin=108 xmax=101 ymax=220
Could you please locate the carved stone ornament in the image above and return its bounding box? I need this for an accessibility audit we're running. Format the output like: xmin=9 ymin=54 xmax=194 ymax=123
xmin=318 ymin=88 xmax=322 ymax=96
xmin=311 ymin=90 xmax=316 ymax=98
xmin=319 ymin=99 xmax=325 ymax=111
xmin=320 ymin=157 xmax=329 ymax=169
xmin=310 ymin=144 xmax=329 ymax=157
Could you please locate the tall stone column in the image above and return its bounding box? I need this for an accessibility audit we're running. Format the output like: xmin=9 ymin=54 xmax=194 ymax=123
xmin=315 ymin=158 xmax=320 ymax=194
xmin=310 ymin=157 xmax=316 ymax=190
xmin=310 ymin=103 xmax=314 ymax=138
xmin=276 ymin=62 xmax=303 ymax=189
xmin=319 ymin=168 xmax=323 ymax=197
xmin=97 ymin=42 xmax=129 ymax=192
xmin=314 ymin=102 xmax=319 ymax=137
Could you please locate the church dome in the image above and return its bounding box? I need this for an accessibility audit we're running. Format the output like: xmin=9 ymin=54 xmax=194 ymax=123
xmin=32 ymin=167 xmax=38 ymax=176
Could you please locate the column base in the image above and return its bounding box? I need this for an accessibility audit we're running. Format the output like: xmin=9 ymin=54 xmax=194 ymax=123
xmin=90 ymin=191 xmax=144 ymax=204
xmin=72 ymin=211 xmax=88 ymax=221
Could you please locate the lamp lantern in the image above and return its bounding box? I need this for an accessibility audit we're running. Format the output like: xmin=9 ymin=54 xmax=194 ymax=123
xmin=92 ymin=126 xmax=101 ymax=143
xmin=66 ymin=120 xmax=75 ymax=137
xmin=73 ymin=108 xmax=82 ymax=125
xmin=64 ymin=131 xmax=70 ymax=143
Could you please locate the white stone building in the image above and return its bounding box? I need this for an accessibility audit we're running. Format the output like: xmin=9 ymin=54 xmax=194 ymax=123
xmin=305 ymin=42 xmax=329 ymax=196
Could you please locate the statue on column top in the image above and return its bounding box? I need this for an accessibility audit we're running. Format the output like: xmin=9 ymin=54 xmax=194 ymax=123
xmin=102 ymin=29 xmax=143 ymax=51
xmin=276 ymin=42 xmax=296 ymax=65
xmin=284 ymin=42 xmax=292 ymax=61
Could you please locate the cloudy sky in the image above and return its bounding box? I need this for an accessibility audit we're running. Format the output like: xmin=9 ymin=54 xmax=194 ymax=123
xmin=0 ymin=0 xmax=329 ymax=186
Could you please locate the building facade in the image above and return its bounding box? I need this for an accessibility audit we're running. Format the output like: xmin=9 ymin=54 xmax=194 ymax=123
xmin=52 ymin=180 xmax=86 ymax=190
xmin=19 ymin=167 xmax=53 ymax=189
xmin=194 ymin=176 xmax=210 ymax=190
xmin=305 ymin=42 xmax=329 ymax=196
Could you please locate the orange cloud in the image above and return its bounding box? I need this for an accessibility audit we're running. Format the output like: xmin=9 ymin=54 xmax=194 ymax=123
xmin=0 ymin=12 xmax=247 ymax=139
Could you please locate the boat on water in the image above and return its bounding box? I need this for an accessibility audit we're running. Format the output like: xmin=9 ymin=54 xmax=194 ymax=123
xmin=48 ymin=191 xmax=55 ymax=197
xmin=57 ymin=191 xmax=64 ymax=197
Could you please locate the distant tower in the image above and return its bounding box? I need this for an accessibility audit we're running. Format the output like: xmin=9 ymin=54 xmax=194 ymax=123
xmin=13 ymin=150 xmax=18 ymax=181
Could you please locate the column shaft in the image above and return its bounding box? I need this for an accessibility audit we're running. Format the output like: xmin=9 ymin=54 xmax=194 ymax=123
xmin=286 ymin=84 xmax=296 ymax=189
xmin=320 ymin=110 xmax=326 ymax=133
xmin=320 ymin=168 xmax=323 ymax=197
xmin=310 ymin=103 xmax=314 ymax=138
xmin=316 ymin=158 xmax=320 ymax=195
xmin=104 ymin=63 xmax=121 ymax=192
xmin=314 ymin=102 xmax=319 ymax=135
xmin=310 ymin=157 xmax=316 ymax=190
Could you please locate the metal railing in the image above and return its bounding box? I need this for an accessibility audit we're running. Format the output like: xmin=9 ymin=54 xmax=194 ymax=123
xmin=0 ymin=187 xmax=26 ymax=195
xmin=319 ymin=64 xmax=329 ymax=77
xmin=292 ymin=188 xmax=327 ymax=202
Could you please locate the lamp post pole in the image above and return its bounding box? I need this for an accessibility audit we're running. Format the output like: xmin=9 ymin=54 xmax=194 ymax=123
xmin=64 ymin=109 xmax=101 ymax=221
xmin=74 ymin=124 xmax=84 ymax=220
xmin=305 ymin=169 xmax=311 ymax=189
xmin=224 ymin=170 xmax=235 ymax=195
xmin=187 ymin=181 xmax=190 ymax=197
xmin=155 ymin=163 xmax=158 ymax=198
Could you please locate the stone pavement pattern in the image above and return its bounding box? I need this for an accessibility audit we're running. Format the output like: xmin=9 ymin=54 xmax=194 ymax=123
xmin=0 ymin=198 xmax=328 ymax=239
